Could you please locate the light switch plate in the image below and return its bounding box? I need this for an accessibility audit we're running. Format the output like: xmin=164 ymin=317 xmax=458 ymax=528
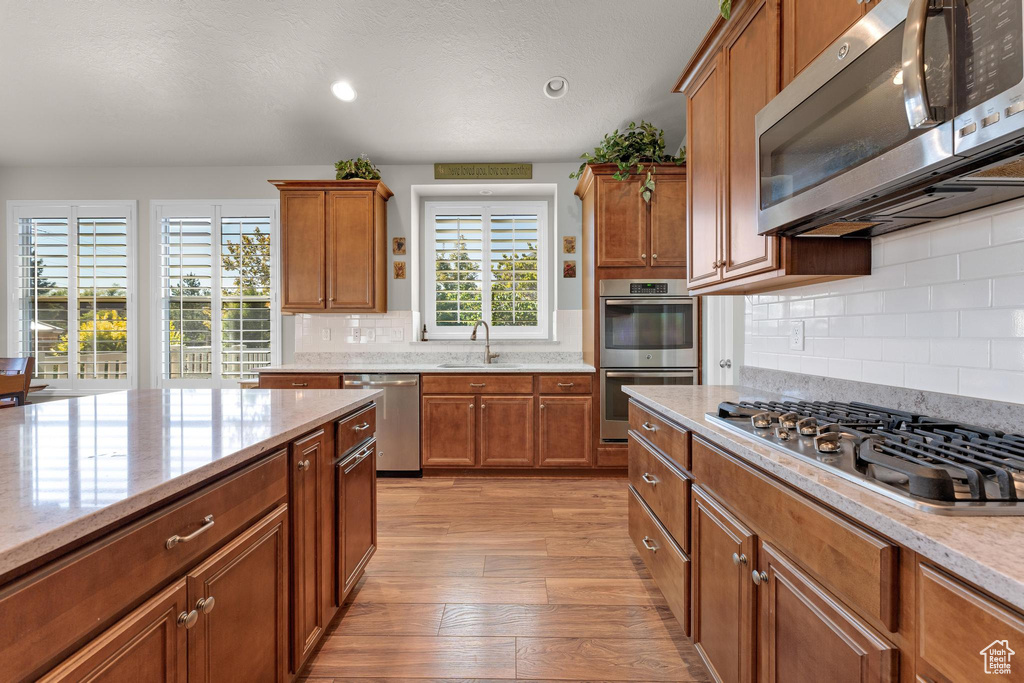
xmin=789 ymin=320 xmax=805 ymax=351
xmin=362 ymin=328 xmax=376 ymax=343
xmin=320 ymin=328 xmax=331 ymax=341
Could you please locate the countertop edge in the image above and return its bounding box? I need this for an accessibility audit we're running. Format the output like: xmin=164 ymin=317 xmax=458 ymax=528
xmin=623 ymin=386 xmax=1024 ymax=611
xmin=257 ymin=364 xmax=597 ymax=374
xmin=0 ymin=390 xmax=382 ymax=579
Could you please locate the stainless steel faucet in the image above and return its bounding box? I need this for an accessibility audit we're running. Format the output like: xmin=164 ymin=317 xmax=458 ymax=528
xmin=470 ymin=320 xmax=500 ymax=364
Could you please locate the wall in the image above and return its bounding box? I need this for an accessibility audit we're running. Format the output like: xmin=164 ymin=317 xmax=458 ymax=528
xmin=744 ymin=198 xmax=1024 ymax=405
xmin=0 ymin=162 xmax=583 ymax=388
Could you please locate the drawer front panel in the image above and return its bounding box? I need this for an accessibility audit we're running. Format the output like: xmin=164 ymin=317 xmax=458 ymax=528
xmin=259 ymin=373 xmax=342 ymax=389
xmin=691 ymin=437 xmax=899 ymax=631
xmin=0 ymin=451 xmax=288 ymax=682
xmin=422 ymin=374 xmax=533 ymax=394
xmin=628 ymin=433 xmax=691 ymax=552
xmin=628 ymin=401 xmax=691 ymax=470
xmin=538 ymin=374 xmax=593 ymax=394
xmin=628 ymin=486 xmax=691 ymax=636
xmin=917 ymin=562 xmax=1024 ymax=683
xmin=336 ymin=404 xmax=376 ymax=456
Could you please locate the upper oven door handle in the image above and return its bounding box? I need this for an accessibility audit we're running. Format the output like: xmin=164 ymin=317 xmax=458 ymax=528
xmin=902 ymin=0 xmax=946 ymax=129
xmin=604 ymin=371 xmax=697 ymax=379
xmin=603 ymin=298 xmax=695 ymax=307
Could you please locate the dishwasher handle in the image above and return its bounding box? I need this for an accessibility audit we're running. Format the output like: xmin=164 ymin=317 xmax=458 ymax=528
xmin=344 ymin=378 xmax=419 ymax=388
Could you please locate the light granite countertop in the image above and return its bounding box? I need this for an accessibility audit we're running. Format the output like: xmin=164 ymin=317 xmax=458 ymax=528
xmin=623 ymin=384 xmax=1024 ymax=611
xmin=259 ymin=362 xmax=596 ymax=374
xmin=0 ymin=388 xmax=380 ymax=578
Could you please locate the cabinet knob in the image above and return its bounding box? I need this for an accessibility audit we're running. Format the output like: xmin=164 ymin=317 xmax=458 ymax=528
xmin=752 ymin=569 xmax=768 ymax=585
xmin=297 ymin=459 xmax=310 ymax=471
xmin=641 ymin=253 xmax=647 ymax=259
xmin=719 ymin=359 xmax=732 ymax=369
xmin=732 ymin=552 xmax=747 ymax=566
xmin=178 ymin=610 xmax=198 ymax=629
xmin=653 ymin=253 xmax=658 ymax=259
xmin=318 ymin=297 xmax=324 ymax=303
xmin=481 ymin=403 xmax=486 ymax=409
xmin=540 ymin=403 xmax=546 ymax=410
xmin=195 ymin=596 xmax=216 ymax=614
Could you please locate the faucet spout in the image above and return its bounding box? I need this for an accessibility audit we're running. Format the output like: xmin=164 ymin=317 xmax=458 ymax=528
xmin=470 ymin=320 xmax=500 ymax=364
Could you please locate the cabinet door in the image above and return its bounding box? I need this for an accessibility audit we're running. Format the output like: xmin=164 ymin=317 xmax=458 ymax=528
xmin=326 ymin=190 xmax=375 ymax=310
xmin=479 ymin=395 xmax=534 ymax=467
xmin=289 ymin=429 xmax=328 ymax=672
xmin=538 ymin=396 xmax=593 ymax=467
xmin=686 ymin=58 xmax=724 ymax=289
xmin=338 ymin=443 xmax=377 ymax=598
xmin=281 ymin=191 xmax=325 ymax=310
xmin=596 ymin=175 xmax=647 ymax=267
xmin=187 ymin=505 xmax=288 ymax=683
xmin=781 ymin=0 xmax=865 ymax=87
xmin=692 ymin=486 xmax=756 ymax=683
xmin=723 ymin=0 xmax=779 ymax=281
xmin=41 ymin=580 xmax=188 ymax=683
xmin=757 ymin=542 xmax=898 ymax=683
xmin=650 ymin=174 xmax=688 ymax=268
xmin=421 ymin=395 xmax=477 ymax=467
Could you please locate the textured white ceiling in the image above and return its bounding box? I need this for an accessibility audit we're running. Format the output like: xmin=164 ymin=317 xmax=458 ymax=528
xmin=0 ymin=0 xmax=718 ymax=167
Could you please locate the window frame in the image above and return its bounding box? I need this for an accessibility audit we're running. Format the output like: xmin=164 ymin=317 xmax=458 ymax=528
xmin=5 ymin=200 xmax=138 ymax=394
xmin=150 ymin=200 xmax=281 ymax=389
xmin=423 ymin=200 xmax=550 ymax=340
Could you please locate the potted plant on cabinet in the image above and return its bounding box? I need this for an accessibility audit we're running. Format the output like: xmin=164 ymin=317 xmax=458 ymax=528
xmin=335 ymin=153 xmax=382 ymax=180
xmin=569 ymin=121 xmax=684 ymax=203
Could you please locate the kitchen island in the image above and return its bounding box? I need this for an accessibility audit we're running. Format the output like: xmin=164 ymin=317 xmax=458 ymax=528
xmin=0 ymin=387 xmax=381 ymax=682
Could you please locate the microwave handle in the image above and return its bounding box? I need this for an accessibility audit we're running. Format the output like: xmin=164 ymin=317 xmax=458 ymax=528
xmin=901 ymin=0 xmax=945 ymax=129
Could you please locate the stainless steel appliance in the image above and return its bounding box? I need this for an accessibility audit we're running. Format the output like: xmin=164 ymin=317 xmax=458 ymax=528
xmin=600 ymin=369 xmax=698 ymax=441
xmin=343 ymin=374 xmax=420 ymax=473
xmin=599 ymin=280 xmax=697 ymax=369
xmin=708 ymin=399 xmax=1024 ymax=515
xmin=756 ymin=0 xmax=1024 ymax=237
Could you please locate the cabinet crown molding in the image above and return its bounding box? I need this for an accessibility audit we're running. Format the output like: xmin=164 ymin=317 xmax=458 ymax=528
xmin=572 ymin=162 xmax=687 ymax=200
xmin=269 ymin=179 xmax=394 ymax=200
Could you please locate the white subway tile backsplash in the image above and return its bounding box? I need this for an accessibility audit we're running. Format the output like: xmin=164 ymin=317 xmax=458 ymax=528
xmin=905 ymin=255 xmax=958 ymax=286
xmin=960 ymin=309 xmax=1024 ymax=338
xmin=844 ymin=337 xmax=882 ymax=361
xmin=960 ymin=242 xmax=1024 ymax=280
xmin=931 ymin=279 xmax=991 ymax=310
xmin=929 ymin=218 xmax=991 ymax=256
xmin=882 ymin=235 xmax=926 ymax=265
xmin=846 ymin=292 xmax=884 ymax=315
xmin=813 ymin=296 xmax=844 ymax=317
xmin=992 ymin=207 xmax=1024 ymax=244
xmin=993 ymin=275 xmax=1024 ymax=307
xmin=829 ymin=316 xmax=863 ymax=338
xmin=905 ymin=311 xmax=958 ymax=338
xmin=881 ymin=338 xmax=930 ymax=363
xmin=828 ymin=358 xmax=862 ymax=381
xmin=883 ymin=286 xmax=930 ymax=313
xmin=959 ymin=368 xmax=1024 ymax=404
xmin=905 ymin=364 xmax=959 ymax=394
xmin=929 ymin=339 xmax=990 ymax=368
xmin=862 ymin=361 xmax=905 ymax=386
xmin=862 ymin=314 xmax=906 ymax=338
xmin=992 ymin=340 xmax=1024 ymax=370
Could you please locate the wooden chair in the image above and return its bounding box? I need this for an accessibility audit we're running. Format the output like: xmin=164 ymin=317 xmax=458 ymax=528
xmin=0 ymin=358 xmax=33 ymax=408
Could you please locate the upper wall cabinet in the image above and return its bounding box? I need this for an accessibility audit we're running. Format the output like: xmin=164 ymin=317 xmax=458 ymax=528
xmin=574 ymin=164 xmax=687 ymax=270
xmin=780 ymin=0 xmax=877 ymax=88
xmin=271 ymin=180 xmax=392 ymax=313
xmin=675 ymin=0 xmax=871 ymax=295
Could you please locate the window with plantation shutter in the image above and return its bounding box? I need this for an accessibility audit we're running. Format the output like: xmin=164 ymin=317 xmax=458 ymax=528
xmin=6 ymin=202 xmax=136 ymax=391
xmin=154 ymin=201 xmax=279 ymax=387
xmin=425 ymin=201 xmax=549 ymax=340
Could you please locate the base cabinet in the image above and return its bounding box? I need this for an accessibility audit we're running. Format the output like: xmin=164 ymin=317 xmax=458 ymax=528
xmin=480 ymin=395 xmax=535 ymax=467
xmin=538 ymin=395 xmax=593 ymax=467
xmin=338 ymin=440 xmax=377 ymax=600
xmin=421 ymin=395 xmax=477 ymax=467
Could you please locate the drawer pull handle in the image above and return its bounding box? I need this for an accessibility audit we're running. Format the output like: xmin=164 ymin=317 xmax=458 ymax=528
xmin=344 ymin=450 xmax=373 ymax=474
xmin=469 ymin=383 xmax=486 ymax=387
xmin=557 ymin=382 xmax=574 ymax=388
xmin=641 ymin=422 xmax=657 ymax=432
xmin=178 ymin=610 xmax=199 ymax=629
xmin=752 ymin=569 xmax=768 ymax=585
xmin=641 ymin=472 xmax=658 ymax=486
xmin=291 ymin=382 xmax=308 ymax=387
xmin=195 ymin=596 xmax=216 ymax=614
xmin=642 ymin=536 xmax=658 ymax=552
xmin=353 ymin=422 xmax=371 ymax=431
xmin=732 ymin=552 xmax=747 ymax=566
xmin=166 ymin=514 xmax=215 ymax=549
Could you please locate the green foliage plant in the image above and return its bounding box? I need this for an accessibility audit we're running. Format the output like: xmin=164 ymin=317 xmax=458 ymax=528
xmin=569 ymin=121 xmax=685 ymax=203
xmin=335 ymin=153 xmax=382 ymax=180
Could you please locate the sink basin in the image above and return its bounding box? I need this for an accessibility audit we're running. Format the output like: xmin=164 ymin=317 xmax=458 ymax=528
xmin=436 ymin=363 xmax=523 ymax=369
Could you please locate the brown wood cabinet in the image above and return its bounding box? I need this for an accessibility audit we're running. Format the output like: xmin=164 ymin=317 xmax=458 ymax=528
xmin=421 ymin=394 xmax=478 ymax=467
xmin=780 ymin=0 xmax=870 ymax=87
xmin=289 ymin=428 xmax=329 ymax=672
xmin=537 ymin=395 xmax=593 ymax=467
xmin=338 ymin=440 xmax=377 ymax=600
xmin=186 ymin=505 xmax=289 ymax=683
xmin=271 ymin=179 xmax=392 ymax=313
xmin=692 ymin=485 xmax=757 ymax=683
xmin=574 ymin=164 xmax=687 ymax=270
xmin=259 ymin=373 xmax=343 ymax=389
xmin=675 ymin=0 xmax=871 ymax=295
xmin=480 ymin=395 xmax=535 ymax=467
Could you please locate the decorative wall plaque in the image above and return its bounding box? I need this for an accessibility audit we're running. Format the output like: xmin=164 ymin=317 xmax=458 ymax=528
xmin=434 ymin=163 xmax=533 ymax=180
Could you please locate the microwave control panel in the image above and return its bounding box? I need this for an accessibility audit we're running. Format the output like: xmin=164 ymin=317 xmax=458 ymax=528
xmin=629 ymin=283 xmax=669 ymax=294
xmin=961 ymin=0 xmax=1023 ymax=110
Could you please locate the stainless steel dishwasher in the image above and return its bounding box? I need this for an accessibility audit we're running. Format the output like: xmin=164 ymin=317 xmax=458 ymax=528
xmin=343 ymin=374 xmax=420 ymax=474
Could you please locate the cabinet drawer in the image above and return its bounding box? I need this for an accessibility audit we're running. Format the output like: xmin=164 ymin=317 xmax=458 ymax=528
xmin=538 ymin=374 xmax=593 ymax=394
xmin=0 ymin=451 xmax=288 ymax=682
xmin=628 ymin=486 xmax=690 ymax=636
xmin=628 ymin=433 xmax=691 ymax=552
xmin=628 ymin=400 xmax=690 ymax=470
xmin=259 ymin=373 xmax=342 ymax=389
xmin=692 ymin=437 xmax=899 ymax=631
xmin=336 ymin=404 xmax=376 ymax=456
xmin=917 ymin=563 xmax=1024 ymax=683
xmin=422 ymin=374 xmax=533 ymax=394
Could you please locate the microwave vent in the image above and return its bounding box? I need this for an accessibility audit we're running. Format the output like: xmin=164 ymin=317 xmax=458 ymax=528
xmin=966 ymin=158 xmax=1024 ymax=181
xmin=802 ymin=221 xmax=880 ymax=236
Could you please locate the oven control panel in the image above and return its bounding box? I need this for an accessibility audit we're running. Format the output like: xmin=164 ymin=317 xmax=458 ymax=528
xmin=629 ymin=282 xmax=669 ymax=294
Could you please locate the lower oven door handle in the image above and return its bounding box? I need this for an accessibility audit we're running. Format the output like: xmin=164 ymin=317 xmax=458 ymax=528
xmin=604 ymin=371 xmax=696 ymax=379
xmin=603 ymin=298 xmax=694 ymax=307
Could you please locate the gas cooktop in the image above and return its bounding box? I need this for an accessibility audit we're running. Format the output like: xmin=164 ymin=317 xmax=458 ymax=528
xmin=706 ymin=399 xmax=1024 ymax=516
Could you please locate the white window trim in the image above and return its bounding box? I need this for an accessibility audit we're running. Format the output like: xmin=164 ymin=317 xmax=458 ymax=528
xmin=150 ymin=200 xmax=281 ymax=389
xmin=6 ymin=200 xmax=138 ymax=393
xmin=424 ymin=200 xmax=550 ymax=340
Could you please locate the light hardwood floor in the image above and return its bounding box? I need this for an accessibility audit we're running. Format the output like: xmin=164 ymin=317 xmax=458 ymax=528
xmin=301 ymin=477 xmax=711 ymax=682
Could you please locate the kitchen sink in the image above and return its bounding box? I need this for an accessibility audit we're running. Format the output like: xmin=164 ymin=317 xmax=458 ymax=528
xmin=436 ymin=363 xmax=523 ymax=369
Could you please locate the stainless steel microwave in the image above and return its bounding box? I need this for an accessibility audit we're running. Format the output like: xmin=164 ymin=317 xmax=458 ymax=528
xmin=598 ymin=280 xmax=697 ymax=369
xmin=756 ymin=0 xmax=1024 ymax=237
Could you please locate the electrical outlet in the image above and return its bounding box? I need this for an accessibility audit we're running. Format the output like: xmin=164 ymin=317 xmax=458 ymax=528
xmin=391 ymin=327 xmax=404 ymax=342
xmin=348 ymin=327 xmax=360 ymax=342
xmin=320 ymin=328 xmax=331 ymax=342
xmin=789 ymin=320 xmax=805 ymax=351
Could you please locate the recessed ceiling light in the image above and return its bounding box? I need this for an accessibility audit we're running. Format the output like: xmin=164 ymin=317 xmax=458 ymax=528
xmin=543 ymin=76 xmax=569 ymax=99
xmin=331 ymin=80 xmax=357 ymax=102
